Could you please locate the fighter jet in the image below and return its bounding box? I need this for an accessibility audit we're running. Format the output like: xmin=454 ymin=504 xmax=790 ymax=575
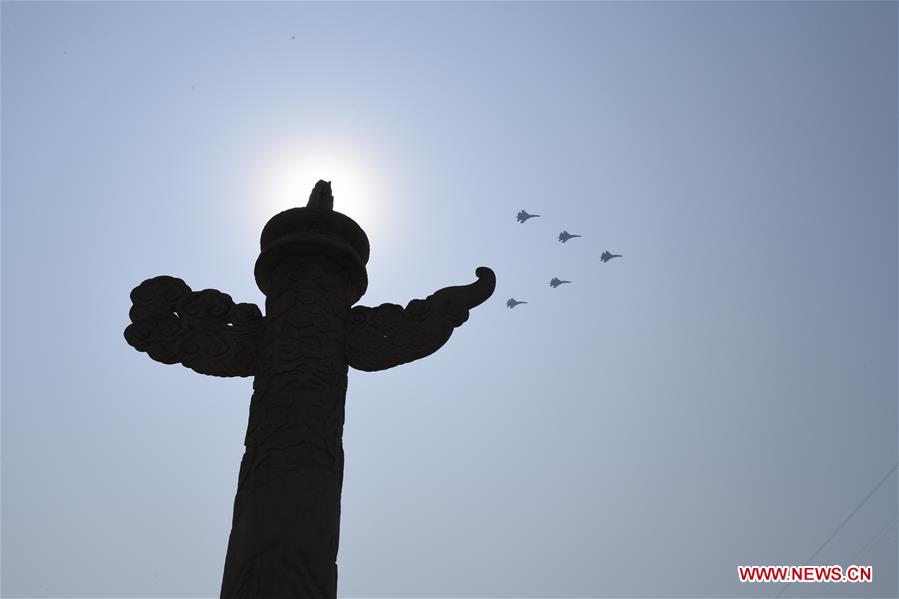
xmin=558 ymin=230 xmax=582 ymax=243
xmin=549 ymin=277 xmax=571 ymax=288
xmin=516 ymin=210 xmax=540 ymax=223
xmin=601 ymin=251 xmax=622 ymax=263
xmin=506 ymin=298 xmax=527 ymax=309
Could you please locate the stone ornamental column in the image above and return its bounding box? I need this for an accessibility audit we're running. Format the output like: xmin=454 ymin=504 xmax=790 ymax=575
xmin=124 ymin=181 xmax=495 ymax=598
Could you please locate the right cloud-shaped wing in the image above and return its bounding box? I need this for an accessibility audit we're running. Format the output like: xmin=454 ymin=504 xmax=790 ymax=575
xmin=346 ymin=267 xmax=496 ymax=372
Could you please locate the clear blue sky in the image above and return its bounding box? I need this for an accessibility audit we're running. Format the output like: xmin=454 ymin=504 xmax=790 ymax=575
xmin=2 ymin=2 xmax=896 ymax=597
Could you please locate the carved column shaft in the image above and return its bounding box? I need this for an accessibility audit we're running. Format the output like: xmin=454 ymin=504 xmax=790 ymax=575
xmin=220 ymin=256 xmax=352 ymax=598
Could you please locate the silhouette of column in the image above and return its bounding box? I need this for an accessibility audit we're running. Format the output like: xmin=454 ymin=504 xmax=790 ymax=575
xmin=124 ymin=181 xmax=495 ymax=598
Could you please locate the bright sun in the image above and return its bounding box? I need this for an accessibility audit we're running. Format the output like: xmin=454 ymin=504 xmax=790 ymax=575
xmin=257 ymin=142 xmax=384 ymax=236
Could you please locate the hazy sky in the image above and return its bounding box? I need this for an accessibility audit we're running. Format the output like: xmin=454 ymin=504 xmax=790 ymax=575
xmin=2 ymin=2 xmax=897 ymax=598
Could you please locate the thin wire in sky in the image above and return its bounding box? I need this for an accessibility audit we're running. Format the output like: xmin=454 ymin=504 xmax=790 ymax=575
xmin=776 ymin=461 xmax=898 ymax=598
xmin=849 ymin=516 xmax=897 ymax=565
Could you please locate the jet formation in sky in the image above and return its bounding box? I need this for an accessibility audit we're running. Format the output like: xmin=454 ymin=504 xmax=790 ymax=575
xmin=507 ymin=209 xmax=622 ymax=308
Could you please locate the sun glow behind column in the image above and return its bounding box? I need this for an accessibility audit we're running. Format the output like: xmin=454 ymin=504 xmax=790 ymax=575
xmin=254 ymin=140 xmax=386 ymax=241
